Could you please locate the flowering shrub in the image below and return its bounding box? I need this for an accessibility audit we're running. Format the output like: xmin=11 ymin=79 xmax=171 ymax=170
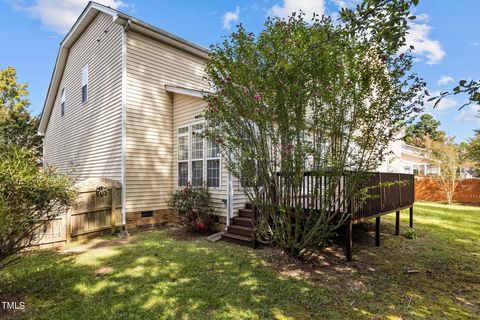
xmin=204 ymin=1 xmax=426 ymax=257
xmin=167 ymin=183 xmax=215 ymax=233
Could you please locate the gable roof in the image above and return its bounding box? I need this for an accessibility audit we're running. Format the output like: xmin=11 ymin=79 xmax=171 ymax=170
xmin=38 ymin=1 xmax=210 ymax=135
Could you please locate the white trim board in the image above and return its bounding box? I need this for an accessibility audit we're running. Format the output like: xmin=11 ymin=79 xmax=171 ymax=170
xmin=165 ymin=85 xmax=210 ymax=98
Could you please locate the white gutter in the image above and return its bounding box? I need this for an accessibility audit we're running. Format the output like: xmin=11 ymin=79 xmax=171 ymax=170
xmin=120 ymin=19 xmax=131 ymax=227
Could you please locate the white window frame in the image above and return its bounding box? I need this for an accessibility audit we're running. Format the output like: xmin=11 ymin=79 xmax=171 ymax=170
xmin=177 ymin=126 xmax=189 ymax=187
xmin=206 ymin=139 xmax=221 ymax=188
xmin=191 ymin=122 xmax=204 ymax=187
xmin=176 ymin=121 xmax=222 ymax=189
xmin=60 ymin=87 xmax=66 ymax=117
xmin=81 ymin=64 xmax=88 ymax=104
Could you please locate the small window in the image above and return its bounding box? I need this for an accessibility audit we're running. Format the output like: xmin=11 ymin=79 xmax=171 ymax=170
xmin=178 ymin=127 xmax=189 ymax=134
xmin=82 ymin=65 xmax=88 ymax=103
xmin=60 ymin=88 xmax=66 ymax=116
xmin=141 ymin=211 xmax=153 ymax=218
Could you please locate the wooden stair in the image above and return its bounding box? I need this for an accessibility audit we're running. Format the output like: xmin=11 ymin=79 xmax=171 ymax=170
xmin=222 ymin=203 xmax=256 ymax=248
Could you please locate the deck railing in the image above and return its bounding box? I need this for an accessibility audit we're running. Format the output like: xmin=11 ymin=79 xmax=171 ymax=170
xmin=256 ymin=171 xmax=414 ymax=261
xmin=261 ymin=171 xmax=414 ymax=222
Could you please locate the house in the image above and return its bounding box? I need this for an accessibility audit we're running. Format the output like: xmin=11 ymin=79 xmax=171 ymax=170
xmin=379 ymin=134 xmax=440 ymax=176
xmin=38 ymin=2 xmax=248 ymax=231
xmin=38 ymin=3 xmax=415 ymax=252
xmin=383 ymin=137 xmax=475 ymax=179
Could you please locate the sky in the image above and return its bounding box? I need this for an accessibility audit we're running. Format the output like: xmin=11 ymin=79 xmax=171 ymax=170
xmin=0 ymin=0 xmax=479 ymax=142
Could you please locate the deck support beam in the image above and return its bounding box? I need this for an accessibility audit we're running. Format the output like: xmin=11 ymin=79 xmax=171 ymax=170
xmin=409 ymin=206 xmax=414 ymax=228
xmin=375 ymin=217 xmax=381 ymax=246
xmin=345 ymin=216 xmax=352 ymax=262
xmin=395 ymin=210 xmax=400 ymax=235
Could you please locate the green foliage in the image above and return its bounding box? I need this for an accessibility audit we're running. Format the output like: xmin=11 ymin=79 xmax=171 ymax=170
xmin=0 ymin=66 xmax=29 ymax=120
xmin=404 ymin=227 xmax=418 ymax=239
xmin=465 ymin=130 xmax=480 ymax=176
xmin=0 ymin=146 xmax=77 ymax=270
xmin=167 ymin=183 xmax=215 ymax=232
xmin=430 ymin=79 xmax=480 ymax=110
xmin=204 ymin=0 xmax=424 ymax=257
xmin=0 ymin=66 xmax=42 ymax=159
xmin=403 ymin=114 xmax=446 ymax=147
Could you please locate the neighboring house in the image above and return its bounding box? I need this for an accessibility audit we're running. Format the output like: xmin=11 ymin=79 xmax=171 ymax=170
xmin=398 ymin=142 xmax=440 ymax=176
xmin=374 ymin=130 xmax=437 ymax=175
xmin=39 ymin=2 xmax=247 ymax=230
xmin=380 ymin=135 xmax=475 ymax=179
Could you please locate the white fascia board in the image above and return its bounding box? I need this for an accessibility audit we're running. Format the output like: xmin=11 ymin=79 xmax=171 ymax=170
xmin=164 ymin=85 xmax=211 ymax=98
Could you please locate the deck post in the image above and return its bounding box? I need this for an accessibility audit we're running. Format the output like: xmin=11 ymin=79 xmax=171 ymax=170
xmin=375 ymin=216 xmax=381 ymax=246
xmin=345 ymin=216 xmax=352 ymax=262
xmin=395 ymin=210 xmax=400 ymax=235
xmin=409 ymin=206 xmax=413 ymax=228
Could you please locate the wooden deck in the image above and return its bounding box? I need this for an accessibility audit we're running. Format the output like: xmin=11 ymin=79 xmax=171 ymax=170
xmin=345 ymin=172 xmax=414 ymax=261
xmin=234 ymin=171 xmax=415 ymax=260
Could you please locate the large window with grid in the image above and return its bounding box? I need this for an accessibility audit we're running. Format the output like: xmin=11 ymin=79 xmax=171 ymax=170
xmin=176 ymin=122 xmax=221 ymax=188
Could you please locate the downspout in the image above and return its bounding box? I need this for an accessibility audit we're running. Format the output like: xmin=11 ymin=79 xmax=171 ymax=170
xmin=121 ymin=19 xmax=131 ymax=228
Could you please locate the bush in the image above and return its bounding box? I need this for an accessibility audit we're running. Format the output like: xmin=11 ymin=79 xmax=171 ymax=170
xmin=167 ymin=183 xmax=215 ymax=232
xmin=0 ymin=146 xmax=77 ymax=270
xmin=405 ymin=227 xmax=418 ymax=239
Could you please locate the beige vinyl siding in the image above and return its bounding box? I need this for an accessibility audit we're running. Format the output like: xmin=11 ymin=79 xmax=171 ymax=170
xmin=172 ymin=94 xmax=228 ymax=216
xmin=125 ymin=30 xmax=210 ymax=212
xmin=43 ymin=12 xmax=123 ymax=182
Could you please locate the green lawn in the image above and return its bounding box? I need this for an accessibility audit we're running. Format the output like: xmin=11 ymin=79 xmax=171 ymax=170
xmin=1 ymin=202 xmax=479 ymax=319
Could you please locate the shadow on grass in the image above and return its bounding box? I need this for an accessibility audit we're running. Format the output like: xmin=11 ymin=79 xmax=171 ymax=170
xmin=1 ymin=204 xmax=479 ymax=319
xmin=1 ymin=231 xmax=340 ymax=319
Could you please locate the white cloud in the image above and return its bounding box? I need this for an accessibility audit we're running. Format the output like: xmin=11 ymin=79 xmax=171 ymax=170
xmin=472 ymin=41 xmax=480 ymax=47
xmin=437 ymin=75 xmax=454 ymax=86
xmin=5 ymin=0 xmax=128 ymax=34
xmin=406 ymin=22 xmax=446 ymax=65
xmin=222 ymin=6 xmax=240 ymax=30
xmin=269 ymin=0 xmax=325 ymax=19
xmin=331 ymin=0 xmax=360 ymax=9
xmin=455 ymin=105 xmax=480 ymax=122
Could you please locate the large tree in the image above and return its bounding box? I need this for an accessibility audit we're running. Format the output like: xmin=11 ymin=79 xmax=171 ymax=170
xmin=0 ymin=66 xmax=42 ymax=159
xmin=403 ymin=114 xmax=445 ymax=147
xmin=204 ymin=0 xmax=424 ymax=257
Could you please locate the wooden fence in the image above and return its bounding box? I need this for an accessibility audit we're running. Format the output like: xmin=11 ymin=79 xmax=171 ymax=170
xmin=34 ymin=178 xmax=122 ymax=248
xmin=415 ymin=177 xmax=480 ymax=204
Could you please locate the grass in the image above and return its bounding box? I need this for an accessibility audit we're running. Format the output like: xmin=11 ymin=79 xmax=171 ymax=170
xmin=0 ymin=202 xmax=479 ymax=319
